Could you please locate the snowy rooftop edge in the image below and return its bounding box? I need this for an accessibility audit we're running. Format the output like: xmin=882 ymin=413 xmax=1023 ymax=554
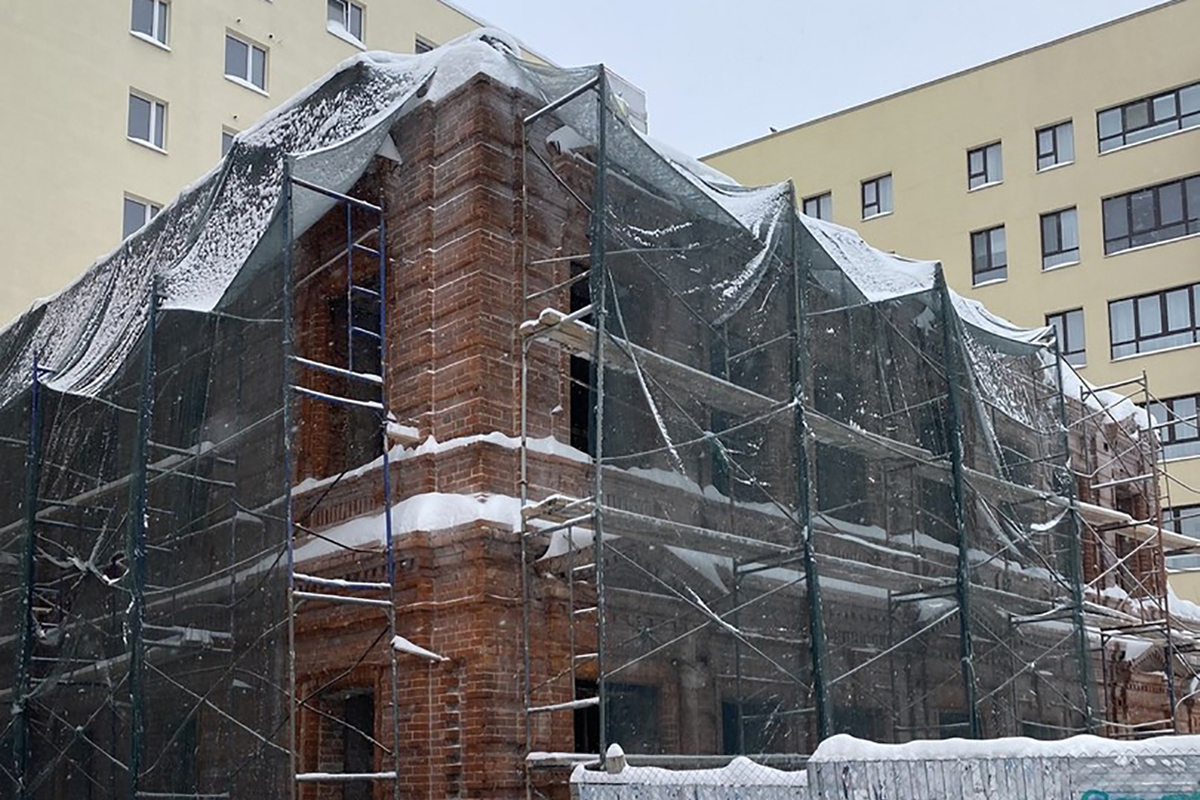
xmin=570 ymin=755 xmax=807 ymax=785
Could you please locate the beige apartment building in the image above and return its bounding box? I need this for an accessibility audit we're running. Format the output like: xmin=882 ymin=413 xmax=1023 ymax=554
xmin=706 ymin=0 xmax=1200 ymax=585
xmin=0 ymin=0 xmax=545 ymax=325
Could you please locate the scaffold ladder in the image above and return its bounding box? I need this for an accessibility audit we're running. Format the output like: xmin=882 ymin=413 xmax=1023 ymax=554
xmin=282 ymin=165 xmax=402 ymax=798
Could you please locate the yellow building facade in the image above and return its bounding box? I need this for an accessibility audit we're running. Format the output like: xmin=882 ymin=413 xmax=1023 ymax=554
xmin=0 ymin=0 xmax=543 ymax=325
xmin=706 ymin=0 xmax=1200 ymax=593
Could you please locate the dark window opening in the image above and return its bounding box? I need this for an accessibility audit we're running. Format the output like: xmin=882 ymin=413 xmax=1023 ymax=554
xmin=569 ymin=262 xmax=595 ymax=456
xmin=722 ymin=700 xmax=793 ymax=754
xmin=344 ymin=692 xmax=375 ymax=800
xmin=574 ymin=680 xmax=660 ymax=754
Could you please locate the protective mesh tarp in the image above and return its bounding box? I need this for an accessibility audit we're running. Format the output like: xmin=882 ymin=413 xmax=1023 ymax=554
xmin=519 ymin=74 xmax=1094 ymax=761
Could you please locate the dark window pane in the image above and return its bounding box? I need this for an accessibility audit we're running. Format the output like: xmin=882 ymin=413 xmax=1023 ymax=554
xmin=1042 ymin=214 xmax=1059 ymax=252
xmin=1098 ymin=108 xmax=1122 ymax=138
xmin=1187 ymin=177 xmax=1200 ymax=219
xmin=1103 ymin=197 xmax=1128 ymax=239
xmin=1060 ymin=209 xmax=1078 ymax=249
xmin=1138 ymin=295 xmax=1162 ymax=336
xmin=1161 ymin=182 xmax=1184 ymax=225
xmin=158 ymin=2 xmax=168 ymax=42
xmin=972 ymin=232 xmax=987 ymax=271
xmin=225 ymin=36 xmax=247 ymax=78
xmin=990 ymin=228 xmax=1007 ymax=266
xmin=879 ymin=176 xmax=892 ymax=211
xmin=328 ymin=0 xmax=344 ymax=24
xmin=251 ymin=47 xmax=266 ymax=88
xmin=350 ymin=4 xmax=363 ymax=38
xmin=1037 ymin=129 xmax=1053 ymax=156
xmin=1153 ymin=93 xmax=1177 ymax=122
xmin=1182 ymin=84 xmax=1200 ymax=115
xmin=123 ymin=198 xmax=146 ymax=238
xmin=1058 ymin=122 xmax=1074 ymax=162
xmin=1130 ymin=190 xmax=1156 ymax=233
xmin=988 ymin=143 xmax=1002 ymax=181
xmin=1126 ymin=100 xmax=1149 ymax=129
xmin=1166 ymin=289 xmax=1190 ymax=331
xmin=132 ymin=0 xmax=154 ymax=35
xmin=864 ymin=182 xmax=876 ymax=205
xmin=1110 ymin=300 xmax=1134 ymax=344
xmin=128 ymin=94 xmax=151 ymax=139
xmin=1066 ymin=310 xmax=1084 ymax=350
xmin=153 ymin=102 xmax=165 ymax=147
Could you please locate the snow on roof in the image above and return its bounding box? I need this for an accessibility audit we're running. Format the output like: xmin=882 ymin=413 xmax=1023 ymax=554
xmin=0 ymin=29 xmax=535 ymax=405
xmin=810 ymin=732 xmax=1200 ymax=762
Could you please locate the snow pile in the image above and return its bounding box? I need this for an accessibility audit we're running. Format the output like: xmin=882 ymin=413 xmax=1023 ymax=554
xmin=571 ymin=755 xmax=807 ymax=786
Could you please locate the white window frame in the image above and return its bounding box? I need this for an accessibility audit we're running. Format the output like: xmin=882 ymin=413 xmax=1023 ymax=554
xmin=225 ymin=32 xmax=268 ymax=93
xmin=128 ymin=91 xmax=167 ymax=151
xmin=130 ymin=0 xmax=170 ymax=47
xmin=327 ymin=0 xmax=365 ymax=43
xmin=123 ymin=194 xmax=161 ymax=239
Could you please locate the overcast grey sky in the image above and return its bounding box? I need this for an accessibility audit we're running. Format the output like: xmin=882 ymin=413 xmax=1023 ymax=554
xmin=462 ymin=0 xmax=1171 ymax=157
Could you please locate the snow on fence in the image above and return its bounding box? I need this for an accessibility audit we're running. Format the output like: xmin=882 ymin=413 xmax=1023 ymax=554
xmin=571 ymin=736 xmax=1200 ymax=800
xmin=807 ymin=733 xmax=1200 ymax=800
xmin=571 ymin=745 xmax=808 ymax=800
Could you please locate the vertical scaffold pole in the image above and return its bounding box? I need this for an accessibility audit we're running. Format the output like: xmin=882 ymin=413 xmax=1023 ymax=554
xmin=788 ymin=189 xmax=832 ymax=743
xmin=589 ymin=67 xmax=610 ymax=761
xmin=127 ymin=280 xmax=160 ymax=797
xmin=1052 ymin=337 xmax=1098 ymax=734
xmin=934 ymin=269 xmax=980 ymax=739
xmin=378 ymin=190 xmax=402 ymax=800
xmin=281 ymin=157 xmax=299 ymax=800
xmin=13 ymin=355 xmax=42 ymax=800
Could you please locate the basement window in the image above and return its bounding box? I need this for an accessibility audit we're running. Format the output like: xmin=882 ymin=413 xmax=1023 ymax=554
xmin=128 ymin=92 xmax=166 ymax=150
xmin=225 ymin=33 xmax=268 ymax=92
xmin=414 ymin=35 xmax=435 ymax=54
xmin=123 ymin=195 xmax=161 ymax=239
xmin=327 ymin=0 xmax=365 ymax=43
xmin=131 ymin=0 xmax=169 ymax=47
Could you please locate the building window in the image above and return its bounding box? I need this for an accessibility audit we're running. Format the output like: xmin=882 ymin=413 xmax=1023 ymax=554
xmin=414 ymin=35 xmax=435 ymax=54
xmin=1108 ymin=282 xmax=1200 ymax=358
xmin=803 ymin=192 xmax=832 ymax=221
xmin=1040 ymin=207 xmax=1079 ymax=268
xmin=131 ymin=0 xmax=169 ymax=46
xmin=861 ymin=174 xmax=892 ymax=219
xmin=221 ymin=129 xmax=236 ymax=156
xmin=1102 ymin=175 xmax=1200 ymax=255
xmin=1097 ymin=82 xmax=1200 ymax=152
xmin=1148 ymin=396 xmax=1200 ymax=460
xmin=1036 ymin=121 xmax=1073 ymax=170
xmin=1045 ymin=309 xmax=1085 ymax=367
xmin=967 ymin=142 xmax=1002 ymax=189
xmin=128 ymin=92 xmax=166 ymax=149
xmin=1165 ymin=505 xmax=1200 ymax=538
xmin=327 ymin=0 xmax=364 ymax=41
xmin=123 ymin=196 xmax=161 ymax=239
xmin=970 ymin=225 xmax=1007 ymax=285
xmin=225 ymin=33 xmax=267 ymax=91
